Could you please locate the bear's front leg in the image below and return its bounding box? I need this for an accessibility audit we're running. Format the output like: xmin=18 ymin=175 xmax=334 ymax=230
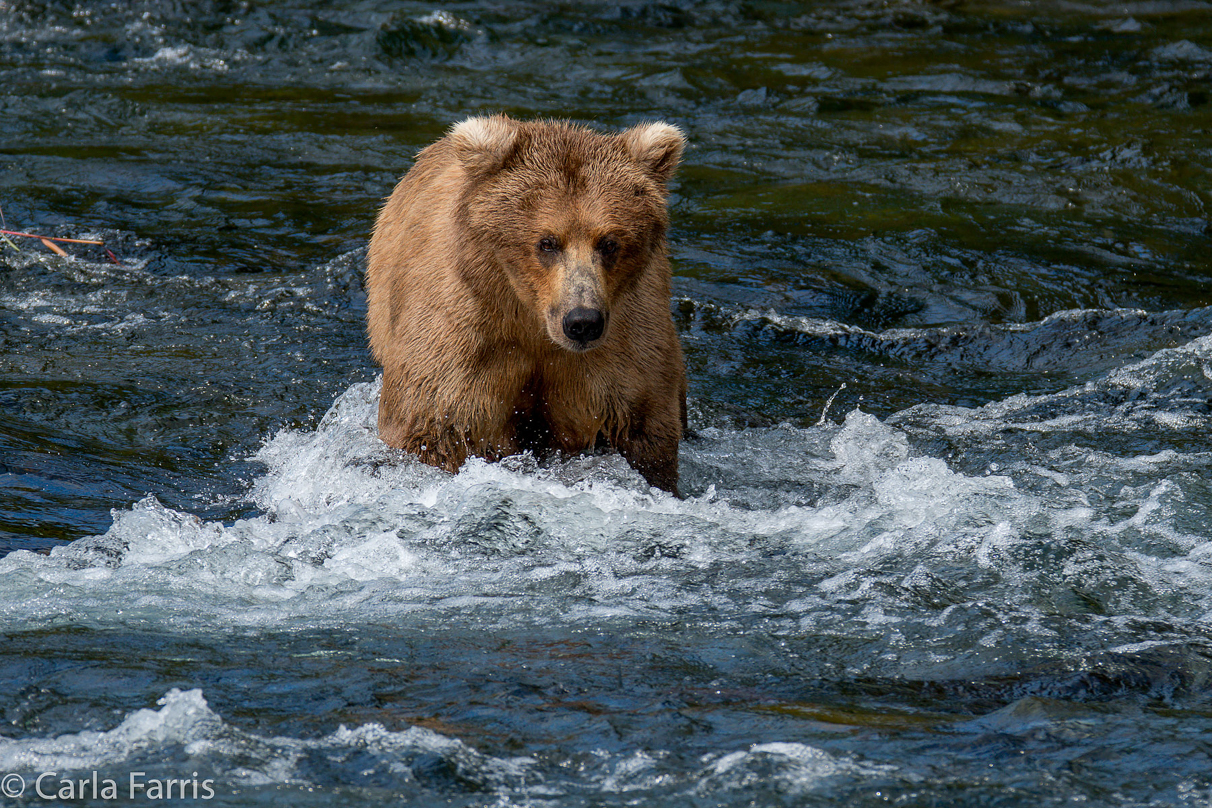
xmin=377 ymin=403 xmax=470 ymax=473
xmin=614 ymin=406 xmax=682 ymax=496
xmin=378 ymin=371 xmax=521 ymax=473
xmin=617 ymin=434 xmax=680 ymax=495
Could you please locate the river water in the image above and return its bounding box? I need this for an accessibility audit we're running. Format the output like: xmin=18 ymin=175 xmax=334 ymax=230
xmin=2 ymin=1 xmax=1212 ymax=805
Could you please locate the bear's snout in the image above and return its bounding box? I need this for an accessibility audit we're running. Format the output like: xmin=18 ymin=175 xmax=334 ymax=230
xmin=562 ymin=306 xmax=606 ymax=348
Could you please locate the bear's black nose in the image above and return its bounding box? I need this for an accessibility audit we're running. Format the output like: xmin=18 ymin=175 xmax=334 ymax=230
xmin=563 ymin=307 xmax=605 ymax=345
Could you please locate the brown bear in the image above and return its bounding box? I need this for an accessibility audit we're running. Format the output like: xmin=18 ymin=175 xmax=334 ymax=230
xmin=366 ymin=115 xmax=687 ymax=494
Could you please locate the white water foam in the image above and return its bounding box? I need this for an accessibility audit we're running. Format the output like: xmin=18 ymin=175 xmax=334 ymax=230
xmin=0 ymin=688 xmax=533 ymax=794
xmin=0 ymin=688 xmax=904 ymax=802
xmin=0 ymin=379 xmax=1026 ymax=632
xmin=699 ymin=742 xmax=896 ymax=796
xmin=2 ymin=335 xmax=1211 ymax=639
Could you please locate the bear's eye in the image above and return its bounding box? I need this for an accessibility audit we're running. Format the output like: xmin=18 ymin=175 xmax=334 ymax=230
xmin=537 ymin=237 xmax=559 ymax=254
xmin=597 ymin=237 xmax=619 ymax=257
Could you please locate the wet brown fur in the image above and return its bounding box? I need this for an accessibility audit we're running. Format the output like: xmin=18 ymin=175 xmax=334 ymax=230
xmin=366 ymin=115 xmax=687 ymax=493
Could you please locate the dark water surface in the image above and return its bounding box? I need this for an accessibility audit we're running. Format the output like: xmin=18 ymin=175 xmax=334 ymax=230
xmin=3 ymin=1 xmax=1212 ymax=805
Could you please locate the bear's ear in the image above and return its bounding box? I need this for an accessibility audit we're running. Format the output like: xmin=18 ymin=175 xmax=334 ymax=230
xmin=448 ymin=115 xmax=519 ymax=176
xmin=620 ymin=121 xmax=685 ymax=185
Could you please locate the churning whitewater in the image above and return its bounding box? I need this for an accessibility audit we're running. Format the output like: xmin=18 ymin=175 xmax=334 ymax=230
xmin=3 ymin=328 xmax=1211 ymax=640
xmin=3 ymin=329 xmax=1212 ymax=801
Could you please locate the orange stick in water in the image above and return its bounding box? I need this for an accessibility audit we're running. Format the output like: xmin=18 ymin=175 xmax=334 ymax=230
xmin=39 ymin=238 xmax=69 ymax=256
xmin=0 ymin=229 xmax=104 ymax=245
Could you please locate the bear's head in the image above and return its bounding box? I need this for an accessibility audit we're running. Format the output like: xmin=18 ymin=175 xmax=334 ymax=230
xmin=450 ymin=115 xmax=685 ymax=353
